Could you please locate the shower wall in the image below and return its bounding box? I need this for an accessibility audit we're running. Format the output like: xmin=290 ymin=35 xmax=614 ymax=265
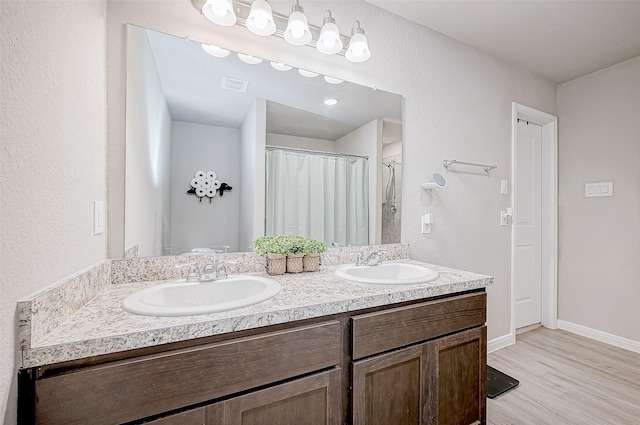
xmin=381 ymin=153 xmax=402 ymax=244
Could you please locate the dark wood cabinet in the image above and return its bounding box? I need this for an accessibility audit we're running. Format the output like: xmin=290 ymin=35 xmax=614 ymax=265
xmin=425 ymin=327 xmax=486 ymax=425
xmin=351 ymin=294 xmax=487 ymax=425
xmin=352 ymin=345 xmax=425 ymax=425
xmin=22 ymin=291 xmax=487 ymax=425
xmin=221 ymin=368 xmax=341 ymax=425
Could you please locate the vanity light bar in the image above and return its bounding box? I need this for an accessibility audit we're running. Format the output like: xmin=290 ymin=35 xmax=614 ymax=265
xmin=190 ymin=0 xmax=367 ymax=61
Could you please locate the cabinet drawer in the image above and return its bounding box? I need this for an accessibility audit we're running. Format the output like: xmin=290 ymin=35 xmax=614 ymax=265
xmin=35 ymin=321 xmax=341 ymax=425
xmin=351 ymin=292 xmax=485 ymax=359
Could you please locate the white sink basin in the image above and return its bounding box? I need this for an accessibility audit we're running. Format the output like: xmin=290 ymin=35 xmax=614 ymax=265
xmin=122 ymin=275 xmax=281 ymax=316
xmin=335 ymin=263 xmax=439 ymax=285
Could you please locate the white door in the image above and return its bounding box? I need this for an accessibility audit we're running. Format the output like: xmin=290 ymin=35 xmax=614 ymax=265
xmin=515 ymin=120 xmax=542 ymax=329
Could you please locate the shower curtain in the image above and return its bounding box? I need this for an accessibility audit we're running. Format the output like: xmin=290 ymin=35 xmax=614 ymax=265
xmin=266 ymin=149 xmax=369 ymax=246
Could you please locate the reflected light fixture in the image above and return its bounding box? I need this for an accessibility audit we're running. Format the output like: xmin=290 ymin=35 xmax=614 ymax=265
xmin=202 ymin=0 xmax=236 ymax=26
xmin=284 ymin=0 xmax=312 ymax=46
xmin=298 ymin=69 xmax=319 ymax=78
xmin=323 ymin=75 xmax=343 ymax=84
xmin=316 ymin=11 xmax=343 ymax=54
xmin=270 ymin=61 xmax=292 ymax=71
xmin=345 ymin=20 xmax=371 ymax=63
xmin=237 ymin=53 xmax=263 ymax=64
xmin=201 ymin=43 xmax=231 ymax=57
xmin=246 ymin=0 xmax=276 ymax=36
xmin=323 ymin=97 xmax=339 ymax=106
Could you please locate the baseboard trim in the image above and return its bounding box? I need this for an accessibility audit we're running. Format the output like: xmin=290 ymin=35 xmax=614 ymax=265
xmin=558 ymin=320 xmax=640 ymax=354
xmin=488 ymin=333 xmax=515 ymax=353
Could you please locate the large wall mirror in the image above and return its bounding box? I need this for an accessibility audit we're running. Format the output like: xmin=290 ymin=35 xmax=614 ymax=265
xmin=125 ymin=25 xmax=403 ymax=257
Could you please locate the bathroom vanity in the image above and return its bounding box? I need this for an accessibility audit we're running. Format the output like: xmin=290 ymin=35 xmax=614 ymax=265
xmin=17 ymin=254 xmax=491 ymax=425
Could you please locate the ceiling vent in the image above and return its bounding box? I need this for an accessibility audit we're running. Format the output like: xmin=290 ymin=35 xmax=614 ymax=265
xmin=221 ymin=77 xmax=249 ymax=93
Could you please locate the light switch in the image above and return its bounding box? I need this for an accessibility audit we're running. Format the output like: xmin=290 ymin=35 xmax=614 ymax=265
xmin=94 ymin=201 xmax=104 ymax=235
xmin=585 ymin=182 xmax=613 ymax=198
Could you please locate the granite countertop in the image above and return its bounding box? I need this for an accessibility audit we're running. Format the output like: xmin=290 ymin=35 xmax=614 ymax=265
xmin=22 ymin=259 xmax=493 ymax=367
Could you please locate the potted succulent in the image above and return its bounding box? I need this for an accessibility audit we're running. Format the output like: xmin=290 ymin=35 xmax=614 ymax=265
xmin=301 ymin=237 xmax=327 ymax=272
xmin=250 ymin=236 xmax=288 ymax=275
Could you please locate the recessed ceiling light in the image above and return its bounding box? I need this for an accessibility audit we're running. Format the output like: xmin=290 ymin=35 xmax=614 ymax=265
xmin=298 ymin=69 xmax=319 ymax=78
xmin=201 ymin=43 xmax=230 ymax=58
xmin=323 ymin=75 xmax=343 ymax=84
xmin=323 ymin=97 xmax=339 ymax=106
xmin=237 ymin=53 xmax=263 ymax=65
xmin=270 ymin=61 xmax=292 ymax=71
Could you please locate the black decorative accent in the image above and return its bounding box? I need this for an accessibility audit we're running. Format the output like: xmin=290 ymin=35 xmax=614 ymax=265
xmin=218 ymin=183 xmax=233 ymax=196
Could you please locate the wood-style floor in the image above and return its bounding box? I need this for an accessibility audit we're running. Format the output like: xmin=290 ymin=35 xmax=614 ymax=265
xmin=487 ymin=327 xmax=640 ymax=425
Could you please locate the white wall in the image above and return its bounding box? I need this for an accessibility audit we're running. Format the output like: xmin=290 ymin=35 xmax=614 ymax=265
xmin=238 ymin=99 xmax=266 ymax=251
xmin=338 ymin=119 xmax=383 ymax=244
xmin=0 ymin=1 xmax=107 ymax=423
xmin=557 ymin=56 xmax=640 ymax=342
xmin=170 ymin=121 xmax=241 ymax=253
xmin=125 ymin=26 xmax=172 ymax=257
xmin=266 ymin=133 xmax=337 ymax=152
xmin=383 ymin=140 xmax=402 ymax=158
xmin=105 ymin=0 xmax=556 ymax=345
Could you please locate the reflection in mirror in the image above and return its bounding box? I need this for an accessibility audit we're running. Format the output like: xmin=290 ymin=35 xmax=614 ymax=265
xmin=125 ymin=25 xmax=403 ymax=258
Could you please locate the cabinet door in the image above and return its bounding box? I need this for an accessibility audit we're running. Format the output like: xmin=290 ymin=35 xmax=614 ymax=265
xmin=352 ymin=345 xmax=426 ymax=425
xmin=223 ymin=368 xmax=341 ymax=425
xmin=425 ymin=326 xmax=487 ymax=425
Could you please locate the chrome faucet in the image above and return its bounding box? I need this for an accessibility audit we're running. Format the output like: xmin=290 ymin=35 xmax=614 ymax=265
xmin=176 ymin=260 xmax=237 ymax=282
xmin=214 ymin=260 xmax=237 ymax=280
xmin=365 ymin=250 xmax=385 ymax=266
xmin=175 ymin=263 xmax=201 ymax=282
xmin=354 ymin=251 xmax=367 ymax=266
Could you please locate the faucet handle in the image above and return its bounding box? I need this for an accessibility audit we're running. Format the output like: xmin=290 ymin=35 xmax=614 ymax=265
xmin=175 ymin=263 xmax=200 ymax=281
xmin=215 ymin=260 xmax=237 ymax=279
xmin=351 ymin=250 xmax=367 ymax=266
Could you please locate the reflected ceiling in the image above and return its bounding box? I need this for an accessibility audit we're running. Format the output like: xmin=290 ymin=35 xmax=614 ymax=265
xmin=146 ymin=28 xmax=401 ymax=140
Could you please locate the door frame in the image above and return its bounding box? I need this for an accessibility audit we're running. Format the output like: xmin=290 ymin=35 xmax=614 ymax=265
xmin=510 ymin=102 xmax=558 ymax=341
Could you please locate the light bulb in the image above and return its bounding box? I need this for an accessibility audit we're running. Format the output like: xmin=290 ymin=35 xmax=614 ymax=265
xmin=316 ymin=11 xmax=343 ymax=54
xmin=270 ymin=61 xmax=292 ymax=71
xmin=324 ymin=76 xmax=343 ymax=84
xmin=202 ymin=0 xmax=236 ymax=26
xmin=211 ymin=1 xmax=227 ymax=16
xmin=254 ymin=14 xmax=268 ymax=29
xmin=298 ymin=69 xmax=319 ymax=78
xmin=291 ymin=25 xmax=304 ymax=39
xmin=201 ymin=43 xmax=230 ymax=58
xmin=247 ymin=0 xmax=276 ymax=36
xmin=238 ymin=53 xmax=263 ymax=64
xmin=351 ymin=43 xmax=364 ymax=57
xmin=322 ymin=38 xmax=335 ymax=49
xmin=346 ymin=23 xmax=370 ymax=63
xmin=284 ymin=5 xmax=311 ymax=46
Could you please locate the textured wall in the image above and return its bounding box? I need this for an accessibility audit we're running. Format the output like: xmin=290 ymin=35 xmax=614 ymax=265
xmin=106 ymin=1 xmax=557 ymax=345
xmin=0 ymin=1 xmax=107 ymax=423
xmin=557 ymin=57 xmax=640 ymax=342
